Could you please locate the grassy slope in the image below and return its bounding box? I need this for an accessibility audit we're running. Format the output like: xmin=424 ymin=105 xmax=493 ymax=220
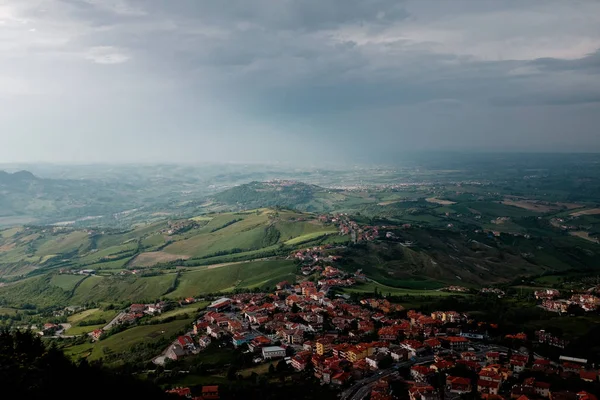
xmin=342 ymin=282 xmax=462 ymax=297
xmin=65 ymin=318 xmax=193 ymax=361
xmin=49 ymin=274 xmax=86 ymax=290
xmin=35 ymin=231 xmax=91 ymax=257
xmin=71 ymin=274 xmax=177 ymax=304
xmin=163 ymin=210 xmax=337 ymax=260
xmin=168 ymin=260 xmax=296 ymax=298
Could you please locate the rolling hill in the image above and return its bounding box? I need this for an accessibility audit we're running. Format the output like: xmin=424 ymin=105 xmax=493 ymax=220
xmin=211 ymin=180 xmax=370 ymax=212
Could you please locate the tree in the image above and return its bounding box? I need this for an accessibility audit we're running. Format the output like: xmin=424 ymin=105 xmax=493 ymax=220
xmin=277 ymin=359 xmax=288 ymax=373
xmin=377 ymin=355 xmax=394 ymax=369
xmin=227 ymin=364 xmax=238 ymax=380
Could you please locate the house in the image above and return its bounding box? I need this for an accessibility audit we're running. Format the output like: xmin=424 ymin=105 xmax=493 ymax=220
xmin=486 ymin=352 xmax=500 ymax=363
xmin=512 ymin=385 xmax=537 ymax=399
xmin=198 ymin=336 xmax=211 ymax=348
xmin=424 ymin=338 xmax=442 ymax=349
xmin=130 ymin=304 xmax=145 ymax=313
xmin=249 ymin=335 xmax=271 ymax=351
xmin=512 ymin=360 xmax=526 ymax=374
xmin=177 ymin=335 xmax=196 ymax=351
xmin=401 ymin=340 xmax=425 ymax=357
xmin=441 ymin=336 xmax=469 ymax=350
xmin=232 ymin=333 xmax=251 ymax=347
xmin=563 ymin=362 xmax=583 ymax=374
xmin=534 ymin=382 xmax=551 ymax=398
xmin=409 ymin=383 xmax=438 ymax=400
xmin=346 ymin=345 xmax=369 ymax=362
xmin=316 ymin=338 xmax=333 ymax=355
xmin=90 ymin=329 xmax=103 ymax=341
xmin=431 ymin=360 xmax=455 ymax=372
xmin=201 ymin=385 xmax=219 ymax=400
xmin=580 ymin=370 xmax=598 ymax=382
xmin=276 ymin=281 xmax=290 ymax=290
xmin=478 ymin=369 xmax=503 ymax=394
xmin=411 ymin=365 xmax=432 ymax=381
xmin=166 ymin=387 xmax=192 ymax=398
xmin=577 ymin=392 xmax=598 ymax=400
xmin=447 ymin=376 xmax=472 ymax=394
xmin=331 ymin=371 xmax=352 ymax=386
xmin=461 ymin=352 xmax=478 ymax=361
xmin=194 ymin=321 xmax=209 ymax=335
xmin=207 ymin=298 xmax=232 ymax=312
xmin=262 ymin=346 xmax=286 ymax=359
xmin=207 ymin=325 xmax=224 ymax=339
xmin=477 ymin=379 xmax=501 ymax=395
xmin=366 ymin=353 xmax=389 ymax=370
xmin=390 ymin=347 xmax=409 ymax=362
xmin=291 ymin=351 xmax=312 ymax=371
xmin=166 ymin=344 xmax=186 ymax=361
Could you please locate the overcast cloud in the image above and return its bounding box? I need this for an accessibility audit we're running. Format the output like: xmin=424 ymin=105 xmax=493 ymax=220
xmin=1 ymin=0 xmax=599 ymax=164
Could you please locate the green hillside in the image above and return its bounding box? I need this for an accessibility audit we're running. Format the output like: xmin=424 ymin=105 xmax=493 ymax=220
xmin=167 ymin=260 xmax=297 ymax=298
xmin=211 ymin=181 xmax=373 ymax=212
xmin=0 ymin=259 xmax=297 ymax=308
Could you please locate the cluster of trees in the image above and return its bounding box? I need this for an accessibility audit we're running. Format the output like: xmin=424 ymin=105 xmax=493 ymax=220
xmin=0 ymin=330 xmax=169 ymax=399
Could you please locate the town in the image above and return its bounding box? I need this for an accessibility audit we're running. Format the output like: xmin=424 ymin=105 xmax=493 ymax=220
xmin=81 ymin=278 xmax=597 ymax=400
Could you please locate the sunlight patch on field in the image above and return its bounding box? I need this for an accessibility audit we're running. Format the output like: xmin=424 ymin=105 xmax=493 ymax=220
xmin=426 ymin=198 xmax=456 ymax=205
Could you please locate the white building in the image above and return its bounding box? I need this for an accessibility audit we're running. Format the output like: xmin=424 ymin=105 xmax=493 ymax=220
xmin=262 ymin=346 xmax=286 ymax=359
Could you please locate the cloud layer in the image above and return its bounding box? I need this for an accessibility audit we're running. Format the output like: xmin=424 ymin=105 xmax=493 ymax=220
xmin=1 ymin=0 xmax=600 ymax=164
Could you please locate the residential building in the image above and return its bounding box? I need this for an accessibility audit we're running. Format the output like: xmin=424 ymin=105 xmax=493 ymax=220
xmin=447 ymin=376 xmax=472 ymax=394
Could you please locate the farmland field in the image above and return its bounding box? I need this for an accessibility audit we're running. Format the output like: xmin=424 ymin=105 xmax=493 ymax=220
xmin=341 ymin=282 xmax=466 ymax=297
xmin=426 ymin=198 xmax=456 ymax=205
xmin=571 ymin=208 xmax=600 ymax=217
xmin=88 ymin=317 xmax=193 ymax=361
xmin=35 ymin=231 xmax=90 ymax=257
xmin=153 ymin=301 xmax=209 ymax=321
xmin=167 ymin=260 xmax=296 ymax=298
xmin=284 ymin=230 xmax=338 ymax=245
xmin=70 ymin=274 xmax=178 ymax=303
xmin=130 ymin=251 xmax=189 ymax=267
xmin=49 ymin=274 xmax=86 ymax=291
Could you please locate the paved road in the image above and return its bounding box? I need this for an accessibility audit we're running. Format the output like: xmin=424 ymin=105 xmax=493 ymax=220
xmin=103 ymin=312 xmax=125 ymax=331
xmin=340 ymin=360 xmax=414 ymax=400
xmin=339 ymin=345 xmax=518 ymax=400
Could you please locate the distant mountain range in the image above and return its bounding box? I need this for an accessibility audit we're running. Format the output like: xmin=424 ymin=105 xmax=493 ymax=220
xmin=0 ymin=170 xmax=143 ymax=225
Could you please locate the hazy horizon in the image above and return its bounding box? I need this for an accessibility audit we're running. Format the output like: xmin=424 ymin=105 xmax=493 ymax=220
xmin=2 ymin=0 xmax=600 ymax=164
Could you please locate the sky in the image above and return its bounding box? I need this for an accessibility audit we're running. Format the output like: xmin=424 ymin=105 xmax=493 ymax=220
xmin=1 ymin=0 xmax=600 ymax=164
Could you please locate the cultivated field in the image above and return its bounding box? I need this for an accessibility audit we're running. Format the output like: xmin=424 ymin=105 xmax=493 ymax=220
xmin=167 ymin=260 xmax=296 ymax=298
xmin=130 ymin=251 xmax=190 ymax=267
xmin=569 ymin=231 xmax=599 ymax=243
xmin=571 ymin=208 xmax=600 ymax=217
xmin=426 ymin=198 xmax=456 ymax=205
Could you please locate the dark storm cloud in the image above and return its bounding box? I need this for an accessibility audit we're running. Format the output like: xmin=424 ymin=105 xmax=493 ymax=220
xmin=1 ymin=0 xmax=600 ymax=164
xmin=532 ymin=49 xmax=600 ymax=73
xmin=129 ymin=0 xmax=409 ymax=30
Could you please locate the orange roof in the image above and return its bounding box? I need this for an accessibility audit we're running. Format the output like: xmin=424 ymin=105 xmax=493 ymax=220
xmin=202 ymin=386 xmax=219 ymax=393
xmin=580 ymin=370 xmax=598 ymax=381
